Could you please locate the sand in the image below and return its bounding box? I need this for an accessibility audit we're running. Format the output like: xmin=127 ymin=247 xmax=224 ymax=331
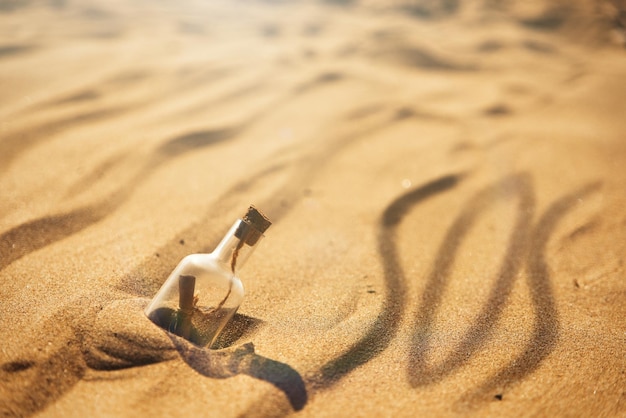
xmin=1 ymin=0 xmax=626 ymax=417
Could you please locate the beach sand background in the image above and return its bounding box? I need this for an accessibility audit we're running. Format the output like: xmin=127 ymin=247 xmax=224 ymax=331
xmin=1 ymin=0 xmax=626 ymax=416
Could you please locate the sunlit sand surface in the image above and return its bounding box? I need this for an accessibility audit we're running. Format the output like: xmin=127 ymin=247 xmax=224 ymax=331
xmin=1 ymin=0 xmax=626 ymax=416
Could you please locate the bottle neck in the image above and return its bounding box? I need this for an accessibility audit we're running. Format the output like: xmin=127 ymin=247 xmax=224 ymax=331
xmin=212 ymin=219 xmax=263 ymax=274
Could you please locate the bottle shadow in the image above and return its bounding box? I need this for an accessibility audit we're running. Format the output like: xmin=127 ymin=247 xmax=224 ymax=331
xmin=0 ymin=297 xmax=306 ymax=417
xmin=91 ymin=298 xmax=307 ymax=410
xmin=105 ymin=300 xmax=305 ymax=411
xmin=211 ymin=314 xmax=265 ymax=349
xmin=170 ymin=337 xmax=307 ymax=411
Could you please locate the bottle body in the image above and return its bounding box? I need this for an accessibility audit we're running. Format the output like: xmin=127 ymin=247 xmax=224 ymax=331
xmin=145 ymin=253 xmax=244 ymax=348
xmin=145 ymin=209 xmax=271 ymax=349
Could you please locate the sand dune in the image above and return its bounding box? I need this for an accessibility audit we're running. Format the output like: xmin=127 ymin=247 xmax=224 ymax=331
xmin=1 ymin=0 xmax=626 ymax=417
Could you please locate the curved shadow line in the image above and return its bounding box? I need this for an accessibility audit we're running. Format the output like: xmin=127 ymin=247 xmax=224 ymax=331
xmin=1 ymin=64 xmax=241 ymax=175
xmin=0 ymin=341 xmax=85 ymax=418
xmin=312 ymin=174 xmax=463 ymax=387
xmin=460 ymin=181 xmax=601 ymax=402
xmin=385 ymin=44 xmax=478 ymax=72
xmin=0 ymin=122 xmax=244 ymax=277
xmin=0 ymin=286 xmax=139 ymax=417
xmin=154 ymin=126 xmax=242 ymax=158
xmin=63 ymin=152 xmax=130 ymax=198
xmin=0 ymin=68 xmax=350 ymax=271
xmin=408 ymin=173 xmax=535 ymax=386
xmin=0 ymin=293 xmax=161 ymax=417
xmin=0 ymin=297 xmax=126 ymax=418
xmin=0 ymin=204 xmax=111 ymax=274
xmin=0 ymin=44 xmax=37 ymax=59
xmin=0 ymin=107 xmax=129 ymax=175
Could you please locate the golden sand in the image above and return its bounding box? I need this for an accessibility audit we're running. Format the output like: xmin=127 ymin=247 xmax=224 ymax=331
xmin=1 ymin=1 xmax=626 ymax=416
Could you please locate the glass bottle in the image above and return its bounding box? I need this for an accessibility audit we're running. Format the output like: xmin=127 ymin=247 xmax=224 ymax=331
xmin=145 ymin=206 xmax=271 ymax=348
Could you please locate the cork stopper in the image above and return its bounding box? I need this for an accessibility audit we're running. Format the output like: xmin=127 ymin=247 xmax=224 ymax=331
xmin=235 ymin=206 xmax=271 ymax=245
